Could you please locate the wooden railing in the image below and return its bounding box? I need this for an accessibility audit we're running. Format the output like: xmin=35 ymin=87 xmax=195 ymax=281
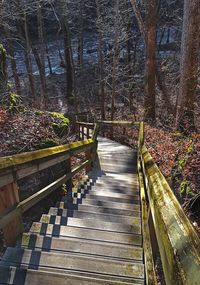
xmin=0 ymin=119 xmax=199 ymax=285
xmin=137 ymin=122 xmax=200 ymax=285
xmin=78 ymin=120 xmax=200 ymax=285
xmin=0 ymin=127 xmax=99 ymax=246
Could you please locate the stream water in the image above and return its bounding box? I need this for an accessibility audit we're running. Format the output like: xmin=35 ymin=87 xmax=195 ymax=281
xmin=7 ymin=32 xmax=99 ymax=77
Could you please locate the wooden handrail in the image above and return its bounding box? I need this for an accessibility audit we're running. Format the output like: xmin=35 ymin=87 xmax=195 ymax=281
xmin=0 ymin=157 xmax=93 ymax=231
xmin=76 ymin=122 xmax=95 ymax=127
xmin=97 ymin=120 xmax=140 ymax=126
xmin=139 ymin=145 xmax=200 ymax=285
xmin=0 ymin=128 xmax=99 ymax=245
xmin=0 ymin=139 xmax=93 ymax=188
xmin=0 ymin=139 xmax=93 ymax=171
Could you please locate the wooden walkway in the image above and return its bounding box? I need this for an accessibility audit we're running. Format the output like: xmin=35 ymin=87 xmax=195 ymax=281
xmin=0 ymin=137 xmax=144 ymax=284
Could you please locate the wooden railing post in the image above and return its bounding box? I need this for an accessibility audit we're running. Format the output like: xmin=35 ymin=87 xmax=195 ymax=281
xmin=85 ymin=123 xmax=99 ymax=173
xmin=85 ymin=149 xmax=92 ymax=173
xmin=78 ymin=124 xmax=81 ymax=140
xmin=0 ymin=182 xmax=23 ymax=246
xmin=139 ymin=122 xmax=144 ymax=150
xmin=66 ymin=158 xmax=72 ymax=201
xmin=87 ymin=126 xmax=90 ymax=139
xmin=82 ymin=125 xmax=84 ymax=140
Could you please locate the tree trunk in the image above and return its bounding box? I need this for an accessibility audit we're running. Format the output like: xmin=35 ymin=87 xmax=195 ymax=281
xmin=130 ymin=0 xmax=156 ymax=121
xmin=144 ymin=0 xmax=156 ymax=120
xmin=37 ymin=4 xmax=47 ymax=108
xmin=176 ymin=0 xmax=200 ymax=132
xmin=63 ymin=20 xmax=75 ymax=100
xmin=0 ymin=44 xmax=7 ymax=96
xmin=5 ymin=29 xmax=21 ymax=95
xmin=23 ymin=15 xmax=36 ymax=102
xmin=96 ymin=0 xmax=105 ymax=120
xmin=78 ymin=1 xmax=84 ymax=68
xmin=111 ymin=0 xmax=120 ymax=122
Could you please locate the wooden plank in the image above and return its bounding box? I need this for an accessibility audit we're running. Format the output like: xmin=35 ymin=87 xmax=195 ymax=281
xmin=0 ymin=183 xmax=23 ymax=245
xmin=0 ymin=158 xmax=93 ymax=232
xmin=77 ymin=122 xmax=95 ymax=127
xmin=142 ymin=146 xmax=200 ymax=285
xmin=97 ymin=121 xmax=140 ymax=126
xmin=92 ymin=123 xmax=100 ymax=142
xmin=138 ymin=159 xmax=157 ymax=285
xmin=0 ymin=140 xmax=94 ymax=188
xmin=0 ymin=139 xmax=93 ymax=171
xmin=138 ymin=122 xmax=144 ymax=150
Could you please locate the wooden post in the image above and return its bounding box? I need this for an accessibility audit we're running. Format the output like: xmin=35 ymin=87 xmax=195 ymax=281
xmin=148 ymin=208 xmax=159 ymax=263
xmin=87 ymin=126 xmax=90 ymax=139
xmin=85 ymin=150 xmax=92 ymax=173
xmin=123 ymin=127 xmax=126 ymax=136
xmin=66 ymin=158 xmax=72 ymax=201
xmin=0 ymin=182 xmax=23 ymax=246
xmin=78 ymin=124 xmax=81 ymax=140
xmin=82 ymin=125 xmax=84 ymax=140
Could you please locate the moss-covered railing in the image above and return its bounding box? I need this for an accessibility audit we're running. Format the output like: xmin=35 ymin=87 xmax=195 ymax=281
xmin=137 ymin=122 xmax=200 ymax=285
xmin=0 ymin=125 xmax=99 ymax=246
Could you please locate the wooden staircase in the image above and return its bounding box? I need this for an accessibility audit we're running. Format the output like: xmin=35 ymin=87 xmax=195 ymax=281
xmin=0 ymin=137 xmax=144 ymax=284
xmin=0 ymin=121 xmax=199 ymax=285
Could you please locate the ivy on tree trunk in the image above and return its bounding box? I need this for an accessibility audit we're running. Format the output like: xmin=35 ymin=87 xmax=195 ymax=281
xmin=0 ymin=44 xmax=7 ymax=97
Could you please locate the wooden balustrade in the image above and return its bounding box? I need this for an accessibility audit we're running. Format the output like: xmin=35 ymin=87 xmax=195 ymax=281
xmin=0 ymin=135 xmax=98 ymax=245
xmin=0 ymin=119 xmax=199 ymax=285
xmin=137 ymin=123 xmax=200 ymax=285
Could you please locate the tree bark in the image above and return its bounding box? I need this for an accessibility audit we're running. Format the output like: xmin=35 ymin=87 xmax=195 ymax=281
xmin=144 ymin=0 xmax=156 ymax=120
xmin=111 ymin=0 xmax=120 ymax=122
xmin=37 ymin=3 xmax=47 ymax=108
xmin=23 ymin=15 xmax=36 ymax=102
xmin=130 ymin=0 xmax=157 ymax=120
xmin=5 ymin=29 xmax=21 ymax=95
xmin=0 ymin=44 xmax=7 ymax=96
xmin=176 ymin=0 xmax=200 ymax=132
xmin=96 ymin=0 xmax=105 ymax=120
xmin=78 ymin=1 xmax=84 ymax=68
xmin=63 ymin=20 xmax=75 ymax=100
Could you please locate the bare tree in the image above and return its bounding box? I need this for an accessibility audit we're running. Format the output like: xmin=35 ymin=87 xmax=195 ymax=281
xmin=144 ymin=0 xmax=156 ymax=120
xmin=176 ymin=0 xmax=200 ymax=131
xmin=0 ymin=44 xmax=7 ymax=96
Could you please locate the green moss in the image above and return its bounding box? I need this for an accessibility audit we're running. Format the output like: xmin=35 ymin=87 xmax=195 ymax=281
xmin=39 ymin=139 xmax=58 ymax=149
xmin=1 ymin=92 xmax=25 ymax=113
xmin=35 ymin=111 xmax=44 ymax=116
xmin=50 ymin=112 xmax=69 ymax=124
xmin=50 ymin=112 xmax=69 ymax=137
xmin=177 ymin=158 xmax=187 ymax=169
xmin=180 ymin=181 xmax=195 ymax=198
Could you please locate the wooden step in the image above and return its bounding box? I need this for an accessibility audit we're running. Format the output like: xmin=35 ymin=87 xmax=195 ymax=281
xmin=18 ymin=233 xmax=143 ymax=261
xmin=30 ymin=222 xmax=142 ymax=246
xmin=40 ymin=214 xmax=141 ymax=234
xmin=87 ymin=189 xmax=139 ymax=199
xmin=48 ymin=207 xmax=141 ymax=223
xmin=81 ymin=193 xmax=140 ymax=204
xmin=57 ymin=201 xmax=140 ymax=217
xmin=81 ymin=198 xmax=141 ymax=211
xmin=1 ymin=248 xmax=144 ymax=280
xmin=0 ymin=265 xmax=144 ymax=285
xmin=91 ymin=183 xmax=139 ymax=194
